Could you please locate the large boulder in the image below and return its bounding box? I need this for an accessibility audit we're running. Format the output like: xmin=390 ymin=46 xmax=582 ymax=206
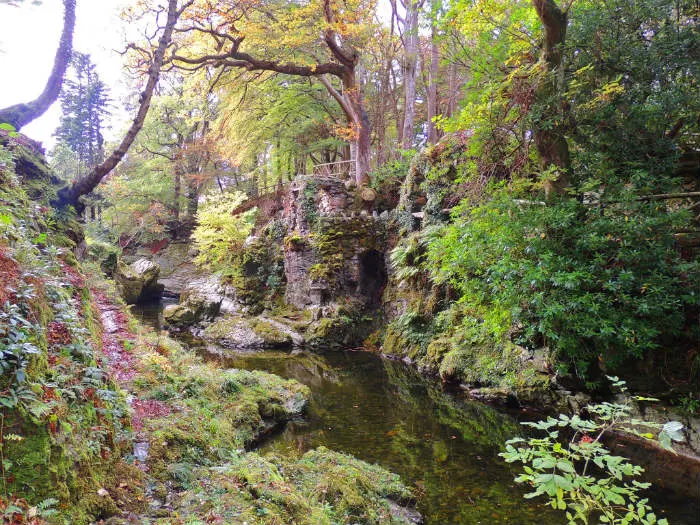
xmin=201 ymin=314 xmax=294 ymax=350
xmin=180 ymin=275 xmax=238 ymax=321
xmin=115 ymin=259 xmax=164 ymax=304
xmin=163 ymin=304 xmax=196 ymax=328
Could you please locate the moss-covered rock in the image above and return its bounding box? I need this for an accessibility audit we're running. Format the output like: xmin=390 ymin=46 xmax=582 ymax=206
xmin=164 ymin=447 xmax=420 ymax=525
xmin=87 ymin=239 xmax=120 ymax=276
xmin=249 ymin=318 xmax=294 ymax=347
xmin=202 ymin=314 xmax=266 ymax=349
xmin=124 ymin=331 xmax=309 ymax=483
xmin=163 ymin=303 xmax=196 ymax=327
xmin=179 ymin=274 xmax=228 ymax=321
xmin=202 ymin=314 xmax=298 ymax=349
xmin=114 ymin=258 xmax=164 ymax=304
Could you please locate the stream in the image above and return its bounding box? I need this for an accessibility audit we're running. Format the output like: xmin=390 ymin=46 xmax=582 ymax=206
xmin=133 ymin=302 xmax=697 ymax=525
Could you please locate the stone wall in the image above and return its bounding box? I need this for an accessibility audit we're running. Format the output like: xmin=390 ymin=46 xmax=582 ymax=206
xmin=282 ymin=175 xmax=389 ymax=310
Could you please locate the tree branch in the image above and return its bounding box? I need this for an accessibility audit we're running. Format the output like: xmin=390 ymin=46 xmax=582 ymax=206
xmin=0 ymin=0 xmax=76 ymax=129
xmin=56 ymin=0 xmax=181 ymax=209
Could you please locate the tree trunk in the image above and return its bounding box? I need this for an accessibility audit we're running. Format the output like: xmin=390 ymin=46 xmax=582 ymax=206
xmin=186 ymin=180 xmax=198 ymax=216
xmin=320 ymin=73 xmax=371 ymax=186
xmin=56 ymin=0 xmax=181 ymax=209
xmin=427 ymin=2 xmax=440 ymax=145
xmin=401 ymin=0 xmax=420 ymax=149
xmin=531 ymin=0 xmax=570 ymax=197
xmin=0 ymin=0 xmax=76 ymax=130
xmin=173 ymin=166 xmax=182 ymax=221
xmin=447 ymin=62 xmax=458 ymax=118
xmin=349 ymin=89 xmax=372 ymax=185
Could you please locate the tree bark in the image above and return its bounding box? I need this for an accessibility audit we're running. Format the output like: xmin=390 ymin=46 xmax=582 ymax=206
xmin=401 ymin=0 xmax=420 ymax=149
xmin=447 ymin=62 xmax=458 ymax=118
xmin=426 ymin=1 xmax=440 ymax=145
xmin=531 ymin=0 xmax=570 ymax=197
xmin=318 ymin=74 xmax=370 ymax=185
xmin=173 ymin=165 xmax=182 ymax=221
xmin=56 ymin=0 xmax=182 ymax=209
xmin=0 ymin=0 xmax=76 ymax=130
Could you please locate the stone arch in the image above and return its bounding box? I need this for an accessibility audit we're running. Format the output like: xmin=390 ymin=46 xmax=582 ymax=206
xmin=358 ymin=249 xmax=388 ymax=305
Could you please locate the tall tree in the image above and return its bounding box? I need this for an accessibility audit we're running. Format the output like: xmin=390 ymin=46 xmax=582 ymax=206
xmin=425 ymin=0 xmax=441 ymax=144
xmin=0 ymin=0 xmax=76 ymax=129
xmin=57 ymin=0 xmax=189 ymax=209
xmin=54 ymin=52 xmax=111 ymax=179
xmin=531 ymin=0 xmax=570 ymax=197
xmin=391 ymin=0 xmax=425 ymax=149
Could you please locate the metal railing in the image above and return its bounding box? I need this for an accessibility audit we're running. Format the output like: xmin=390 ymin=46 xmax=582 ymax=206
xmin=311 ymin=159 xmax=355 ymax=178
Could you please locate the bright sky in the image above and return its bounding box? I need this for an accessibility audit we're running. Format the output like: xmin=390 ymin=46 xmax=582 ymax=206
xmin=0 ymin=0 xmax=128 ymax=148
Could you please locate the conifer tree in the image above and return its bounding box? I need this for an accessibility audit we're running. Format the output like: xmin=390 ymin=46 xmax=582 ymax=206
xmin=54 ymin=52 xmax=111 ymax=180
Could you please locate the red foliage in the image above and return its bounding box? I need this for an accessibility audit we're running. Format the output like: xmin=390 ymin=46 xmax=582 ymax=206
xmin=47 ymin=321 xmax=71 ymax=346
xmin=131 ymin=399 xmax=171 ymax=431
xmin=0 ymin=495 xmax=46 ymax=524
xmin=148 ymin=238 xmax=169 ymax=254
xmin=61 ymin=263 xmax=85 ymax=289
xmin=0 ymin=248 xmax=20 ymax=304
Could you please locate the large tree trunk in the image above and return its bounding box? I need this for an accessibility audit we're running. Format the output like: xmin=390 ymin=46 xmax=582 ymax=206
xmin=0 ymin=0 xmax=76 ymax=130
xmin=447 ymin=62 xmax=458 ymax=118
xmin=532 ymin=0 xmax=570 ymax=197
xmin=186 ymin=180 xmax=198 ymax=217
xmin=173 ymin=165 xmax=182 ymax=221
xmin=401 ymin=0 xmax=420 ymax=149
xmin=426 ymin=2 xmax=440 ymax=145
xmin=56 ymin=0 xmax=181 ymax=209
xmin=320 ymin=73 xmax=371 ymax=186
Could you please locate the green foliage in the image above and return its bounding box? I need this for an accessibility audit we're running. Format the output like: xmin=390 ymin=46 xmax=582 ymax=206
xmin=0 ymin=143 xmax=17 ymax=185
xmin=301 ymin=179 xmax=319 ymax=229
xmin=192 ymin=190 xmax=257 ymax=275
xmin=501 ymin=378 xmax=682 ymax=524
xmin=369 ymin=154 xmax=414 ymax=211
xmin=672 ymin=393 xmax=700 ymax=417
xmin=168 ymin=447 xmax=414 ymax=525
xmin=427 ymin=186 xmax=698 ymax=379
xmin=215 ymin=74 xmax=346 ymax=179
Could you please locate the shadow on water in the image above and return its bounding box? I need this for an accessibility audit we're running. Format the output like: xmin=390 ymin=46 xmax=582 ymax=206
xmin=134 ymin=302 xmax=697 ymax=525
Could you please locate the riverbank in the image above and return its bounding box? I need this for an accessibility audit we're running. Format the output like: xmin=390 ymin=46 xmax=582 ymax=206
xmin=90 ymin=278 xmax=423 ymax=524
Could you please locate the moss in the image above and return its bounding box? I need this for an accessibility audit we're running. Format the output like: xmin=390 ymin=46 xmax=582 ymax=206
xmin=283 ymin=232 xmax=308 ymax=250
xmin=307 ymin=215 xmax=386 ymax=293
xmin=229 ymin=235 xmax=285 ymax=313
xmin=166 ymin=447 xmax=417 ymax=525
xmin=129 ymin=333 xmax=309 ymax=484
xmin=249 ymin=318 xmax=293 ymax=347
xmin=268 ymin=303 xmax=313 ymax=332
xmin=86 ymin=239 xmax=120 ymax=275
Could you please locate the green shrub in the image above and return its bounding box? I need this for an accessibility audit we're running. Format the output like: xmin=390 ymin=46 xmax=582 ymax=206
xmin=191 ymin=190 xmax=257 ymax=275
xmin=501 ymin=377 xmax=684 ymax=525
xmin=427 ymin=186 xmax=698 ymax=381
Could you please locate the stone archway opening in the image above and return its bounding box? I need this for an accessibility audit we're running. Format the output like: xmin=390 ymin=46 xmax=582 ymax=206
xmin=358 ymin=250 xmax=388 ymax=306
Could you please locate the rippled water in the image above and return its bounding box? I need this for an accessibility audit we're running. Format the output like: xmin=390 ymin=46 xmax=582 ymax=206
xmin=133 ymin=303 xmax=696 ymax=525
